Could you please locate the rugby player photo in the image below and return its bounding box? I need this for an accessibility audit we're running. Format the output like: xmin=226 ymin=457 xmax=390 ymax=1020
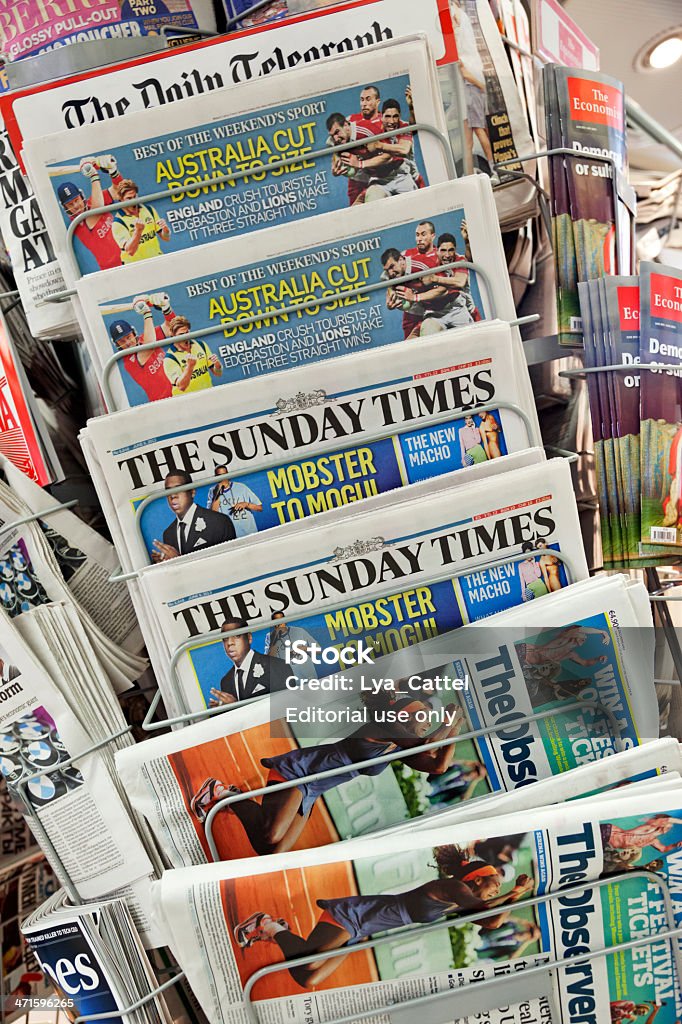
xmin=207 ymin=466 xmax=264 ymax=539
xmin=151 ymin=471 xmax=236 ymax=563
xmin=111 ymin=178 xmax=171 ymax=264
xmin=326 ymin=84 xmax=424 ymax=205
xmin=107 ymin=292 xmax=180 ymax=403
xmin=57 ymin=153 xmax=124 ymax=272
xmin=381 ymin=220 xmax=482 ymax=338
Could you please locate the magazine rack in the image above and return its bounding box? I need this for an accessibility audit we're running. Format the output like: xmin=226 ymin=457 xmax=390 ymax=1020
xmin=201 ymin=695 xmax=624 ymax=861
xmin=127 ymin=397 xmax=539 ymax=568
xmin=147 ymin=544 xmax=582 ymax=726
xmin=0 ymin=498 xmax=78 ymax=542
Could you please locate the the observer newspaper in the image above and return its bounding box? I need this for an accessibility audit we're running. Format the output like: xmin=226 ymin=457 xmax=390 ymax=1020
xmin=116 ymin=573 xmax=657 ymax=870
xmin=0 ymin=610 xmax=153 ymax=903
xmin=25 ymin=38 xmax=448 ymax=280
xmin=80 ymin=321 xmax=541 ymax=571
xmin=75 ymin=177 xmax=512 ymax=411
xmin=152 ymin=787 xmax=682 ymax=1024
xmin=135 ymin=452 xmax=588 ymax=715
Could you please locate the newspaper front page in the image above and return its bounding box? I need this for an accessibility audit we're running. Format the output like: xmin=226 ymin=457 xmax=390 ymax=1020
xmin=137 ymin=454 xmax=587 ymax=715
xmin=25 ymin=39 xmax=449 ymax=282
xmin=74 ymin=177 xmax=514 ymax=411
xmin=151 ymin=788 xmax=682 ymax=1024
xmin=81 ymin=320 xmax=541 ymax=571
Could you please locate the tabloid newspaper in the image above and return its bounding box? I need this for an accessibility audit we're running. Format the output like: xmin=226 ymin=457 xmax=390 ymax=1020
xmin=0 ymin=1 xmax=458 ymax=156
xmin=639 ymin=262 xmax=682 ymax=558
xmin=0 ymin=607 xmax=154 ymax=904
xmin=115 ymin=573 xmax=657 ymax=871
xmin=135 ymin=453 xmax=588 ymax=716
xmin=151 ymin=787 xmax=682 ymax=1024
xmin=22 ymin=890 xmax=174 ymax=1024
xmin=24 ymin=38 xmax=448 ymax=283
xmin=80 ymin=320 xmax=541 ymax=572
xmin=74 ymin=177 xmax=514 ymax=411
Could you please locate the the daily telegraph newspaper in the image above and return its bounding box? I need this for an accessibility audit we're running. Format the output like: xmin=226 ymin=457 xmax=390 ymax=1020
xmin=116 ymin=572 xmax=657 ymax=870
xmin=135 ymin=452 xmax=588 ymax=715
xmin=80 ymin=321 xmax=541 ymax=572
xmin=74 ymin=177 xmax=514 ymax=411
xmin=1 ymin=854 xmax=56 ymax=1023
xmin=22 ymin=890 xmax=173 ymax=1024
xmin=0 ymin=605 xmax=154 ymax=906
xmin=151 ymin=787 xmax=682 ymax=1024
xmin=639 ymin=263 xmax=682 ymax=558
xmin=25 ymin=38 xmax=448 ymax=281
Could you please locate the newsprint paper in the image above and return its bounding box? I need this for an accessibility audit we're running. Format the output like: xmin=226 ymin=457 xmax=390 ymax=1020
xmin=24 ymin=38 xmax=448 ymax=282
xmin=116 ymin=573 xmax=659 ymax=871
xmin=151 ymin=787 xmax=682 ymax=1024
xmin=74 ymin=177 xmax=512 ymax=410
xmin=80 ymin=320 xmax=541 ymax=572
xmin=135 ymin=454 xmax=588 ymax=716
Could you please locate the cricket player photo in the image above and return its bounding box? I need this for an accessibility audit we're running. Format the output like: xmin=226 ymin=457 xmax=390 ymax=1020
xmin=151 ymin=471 xmax=236 ymax=563
xmin=162 ymin=318 xmax=223 ymax=396
xmin=106 ymin=292 xmax=181 ymax=403
xmin=57 ymin=154 xmax=124 ymax=272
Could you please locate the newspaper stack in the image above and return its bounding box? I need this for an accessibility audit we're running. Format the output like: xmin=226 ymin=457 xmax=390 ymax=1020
xmin=134 ymin=452 xmax=587 ymax=717
xmin=1 ymin=853 xmax=56 ymax=1023
xmin=0 ymin=455 xmax=146 ymax=691
xmin=22 ymin=890 xmax=173 ymax=1024
xmin=116 ymin=572 xmax=656 ymax=869
xmin=151 ymin=781 xmax=682 ymax=1024
xmin=80 ymin=320 xmax=541 ymax=573
xmin=70 ymin=174 xmax=513 ymax=412
xmin=543 ymin=64 xmax=635 ymax=346
xmin=0 ymin=600 xmax=165 ymax=945
xmin=24 ymin=39 xmax=448 ymax=286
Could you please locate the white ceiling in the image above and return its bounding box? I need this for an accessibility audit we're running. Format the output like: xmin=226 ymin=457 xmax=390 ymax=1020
xmin=563 ymin=0 xmax=682 ymax=167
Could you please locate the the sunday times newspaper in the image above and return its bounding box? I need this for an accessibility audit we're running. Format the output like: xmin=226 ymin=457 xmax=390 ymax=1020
xmin=25 ymin=38 xmax=448 ymax=282
xmin=81 ymin=321 xmax=541 ymax=571
xmin=115 ymin=574 xmax=658 ymax=870
xmin=0 ymin=611 xmax=152 ymax=901
xmin=151 ymin=788 xmax=682 ymax=1024
xmin=136 ymin=454 xmax=588 ymax=715
xmin=74 ymin=177 xmax=512 ymax=410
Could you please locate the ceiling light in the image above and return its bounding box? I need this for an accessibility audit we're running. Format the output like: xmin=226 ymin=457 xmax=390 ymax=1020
xmin=635 ymin=29 xmax=682 ymax=71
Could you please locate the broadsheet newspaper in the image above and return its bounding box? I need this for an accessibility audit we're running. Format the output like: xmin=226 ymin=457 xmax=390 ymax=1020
xmin=0 ymin=609 xmax=153 ymax=904
xmin=80 ymin=321 xmax=541 ymax=572
xmin=74 ymin=177 xmax=513 ymax=411
xmin=135 ymin=453 xmax=588 ymax=716
xmin=116 ymin=573 xmax=657 ymax=870
xmin=151 ymin=788 xmax=682 ymax=1024
xmin=24 ymin=38 xmax=448 ymax=282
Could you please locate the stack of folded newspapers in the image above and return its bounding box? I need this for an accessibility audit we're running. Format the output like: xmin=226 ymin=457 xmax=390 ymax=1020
xmin=115 ymin=571 xmax=657 ymax=868
xmin=0 ymin=455 xmax=146 ymax=690
xmin=149 ymin=765 xmax=682 ymax=1024
xmin=0 ymin=600 xmax=165 ymax=946
xmin=22 ymin=891 xmax=174 ymax=1024
xmin=131 ymin=451 xmax=587 ymax=717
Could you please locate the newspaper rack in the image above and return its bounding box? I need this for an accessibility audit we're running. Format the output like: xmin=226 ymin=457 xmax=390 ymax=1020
xmin=144 ymin=544 xmax=582 ymax=728
xmin=129 ymin=397 xmax=539 ymax=568
xmin=202 ymin=697 xmax=624 ymax=862
xmin=0 ymin=498 xmax=79 ymax=542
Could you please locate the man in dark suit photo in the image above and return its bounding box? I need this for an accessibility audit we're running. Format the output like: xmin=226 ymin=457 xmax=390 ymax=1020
xmin=209 ymin=618 xmax=291 ymax=706
xmin=151 ymin=471 xmax=236 ymax=562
